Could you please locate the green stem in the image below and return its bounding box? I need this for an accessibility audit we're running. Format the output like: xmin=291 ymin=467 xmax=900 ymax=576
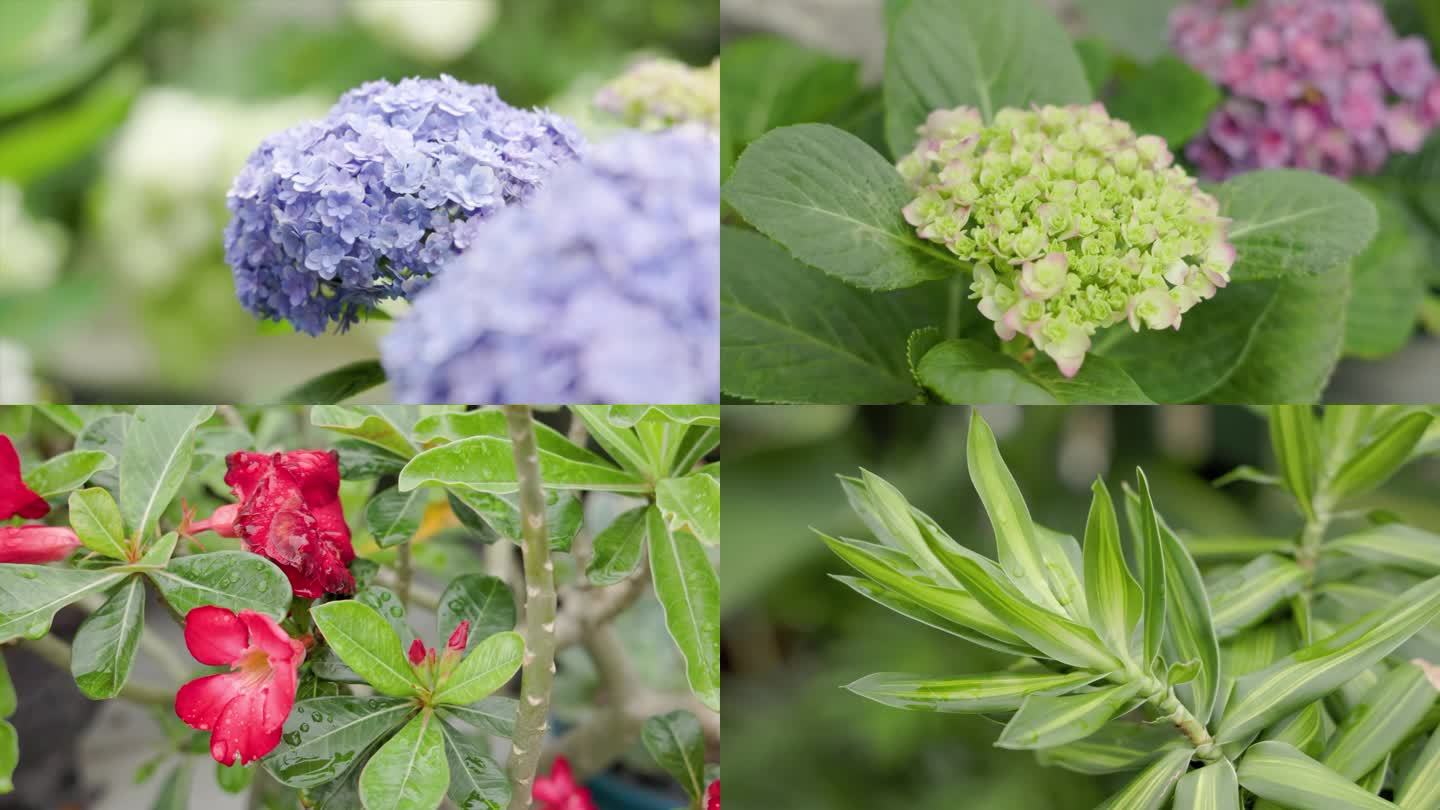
xmin=1130 ymin=671 xmax=1221 ymax=762
xmin=503 ymin=406 xmax=558 ymax=810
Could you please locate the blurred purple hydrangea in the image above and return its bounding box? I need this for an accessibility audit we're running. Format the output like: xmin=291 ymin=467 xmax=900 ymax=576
xmin=224 ymin=75 xmax=584 ymax=334
xmin=1172 ymin=0 xmax=1440 ymax=180
xmin=381 ymin=126 xmax=718 ymax=404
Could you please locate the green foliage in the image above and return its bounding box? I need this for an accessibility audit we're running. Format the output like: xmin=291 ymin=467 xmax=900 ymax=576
xmin=1104 ymin=56 xmax=1219 ymax=150
xmin=642 ymin=710 xmax=708 ymax=801
xmin=826 ymin=407 xmax=1440 ymax=807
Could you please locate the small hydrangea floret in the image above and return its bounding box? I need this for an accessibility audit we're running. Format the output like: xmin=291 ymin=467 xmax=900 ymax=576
xmin=593 ymin=58 xmax=719 ymax=131
xmin=382 ymin=126 xmax=719 ymax=403
xmin=897 ymin=103 xmax=1235 ymax=377
xmin=224 ymin=75 xmax=583 ymax=334
xmin=1172 ymin=0 xmax=1440 ymax=179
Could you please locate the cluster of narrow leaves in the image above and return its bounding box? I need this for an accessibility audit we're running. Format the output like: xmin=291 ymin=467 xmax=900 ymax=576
xmin=827 ymin=407 xmax=1440 ymax=808
xmin=721 ymin=0 xmax=1388 ymax=404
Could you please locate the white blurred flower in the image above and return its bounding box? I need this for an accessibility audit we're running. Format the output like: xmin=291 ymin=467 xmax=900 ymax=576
xmin=350 ymin=0 xmax=498 ymax=63
xmin=0 ymin=182 xmax=67 ymax=294
xmin=0 ymin=340 xmax=38 ymax=404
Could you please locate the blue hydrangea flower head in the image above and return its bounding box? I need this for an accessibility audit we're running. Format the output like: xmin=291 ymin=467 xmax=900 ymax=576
xmin=382 ymin=126 xmax=719 ymax=403
xmin=224 ymin=75 xmax=584 ymax=334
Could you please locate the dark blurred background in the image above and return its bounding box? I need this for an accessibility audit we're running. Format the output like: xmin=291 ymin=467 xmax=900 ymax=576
xmin=0 ymin=0 xmax=718 ymax=403
xmin=720 ymin=405 xmax=1440 ymax=809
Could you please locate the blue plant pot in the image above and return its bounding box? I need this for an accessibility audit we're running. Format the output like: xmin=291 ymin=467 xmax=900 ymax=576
xmin=587 ymin=772 xmax=685 ymax=810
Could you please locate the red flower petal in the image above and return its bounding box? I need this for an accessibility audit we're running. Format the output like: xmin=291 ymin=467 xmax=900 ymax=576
xmin=0 ymin=526 xmax=79 ymax=564
xmin=707 ymin=780 xmax=720 ymax=810
xmin=409 ymin=638 xmax=428 ymax=665
xmin=210 ymin=688 xmax=284 ymax=765
xmin=183 ymin=606 xmax=250 ymax=666
xmin=175 ymin=672 xmax=246 ymax=731
xmin=446 ymin=620 xmax=470 ymax=652
xmin=0 ymin=436 xmax=49 ymax=521
xmin=238 ymin=610 xmax=305 ymax=665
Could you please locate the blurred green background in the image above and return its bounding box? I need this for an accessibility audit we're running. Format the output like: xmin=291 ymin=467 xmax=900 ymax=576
xmin=721 ymin=405 xmax=1440 ymax=809
xmin=0 ymin=0 xmax=718 ymax=403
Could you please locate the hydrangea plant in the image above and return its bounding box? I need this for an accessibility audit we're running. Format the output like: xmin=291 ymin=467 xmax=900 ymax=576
xmin=826 ymin=407 xmax=1440 ymax=808
xmin=594 ymin=57 xmax=720 ymax=131
xmin=720 ymin=0 xmax=1388 ymax=405
xmin=0 ymin=405 xmax=720 ymax=810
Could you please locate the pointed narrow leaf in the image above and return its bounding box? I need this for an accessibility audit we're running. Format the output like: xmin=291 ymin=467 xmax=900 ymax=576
xmin=998 ymin=681 xmax=1144 ymax=750
xmin=1097 ymin=747 xmax=1195 ymax=810
xmin=1238 ymin=741 xmax=1396 ymax=810
xmin=68 ymin=487 xmax=128 ymax=560
xmin=1397 ymin=729 xmax=1440 ymax=808
xmin=438 ymin=721 xmax=510 ymax=810
xmin=830 ymin=574 xmax=1036 ymax=657
xmin=1264 ymin=701 xmax=1329 ymax=759
xmin=656 ymin=474 xmax=719 ymax=547
xmin=1084 ymin=478 xmax=1141 ymax=659
xmin=1174 ymin=759 xmax=1241 ymax=810
xmin=847 ymin=670 xmax=1098 ymax=713
xmin=1269 ymin=406 xmax=1320 ymax=519
xmin=1154 ymin=513 xmax=1221 ymax=724
xmin=1321 ymin=661 xmax=1436 ymax=781
xmin=1135 ymin=471 xmax=1168 ymax=665
xmin=437 ymin=575 xmax=516 ymax=653
xmin=264 ymin=696 xmax=415 ymax=788
xmin=1035 ymin=525 xmax=1089 ymax=622
xmin=642 ymin=711 xmax=707 ymax=800
xmin=311 ymin=601 xmax=421 ymax=698
xmin=399 ymin=436 xmax=648 ymax=495
xmin=70 ymin=575 xmax=144 ymax=699
xmin=967 ymin=411 xmax=1067 ymax=614
xmin=587 ymin=506 xmax=648 ymax=586
xmin=1209 ymin=554 xmax=1307 ymax=639
xmin=358 ymin=710 xmax=448 ymax=810
xmin=119 ymin=405 xmax=214 ymax=541
xmin=146 ymin=551 xmax=291 ymax=619
xmin=570 ymin=406 xmax=652 ymax=475
xmin=1037 ymin=724 xmax=1180 ymax=775
xmin=433 ymin=631 xmax=523 ymax=706
xmin=1327 ymin=412 xmax=1433 ymax=503
xmin=857 ymin=469 xmax=960 ymax=587
xmin=22 ymin=449 xmax=113 ymax=498
xmin=650 ymin=507 xmax=720 ymax=711
xmin=0 ymin=721 xmax=15 ymax=792
xmin=1324 ymin=526 xmax=1440 ymax=576
xmin=1217 ymin=575 xmax=1440 ymax=745
xmin=0 ymin=566 xmax=126 ymax=642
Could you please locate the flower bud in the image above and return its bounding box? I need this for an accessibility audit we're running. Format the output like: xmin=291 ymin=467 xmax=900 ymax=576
xmin=446 ymin=620 xmax=471 ymax=653
xmin=0 ymin=526 xmax=80 ymax=564
xmin=408 ymin=638 xmax=428 ymax=666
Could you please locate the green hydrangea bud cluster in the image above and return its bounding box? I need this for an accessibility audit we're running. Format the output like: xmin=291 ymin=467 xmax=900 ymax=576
xmin=594 ymin=57 xmax=719 ymax=131
xmin=897 ymin=103 xmax=1236 ymax=377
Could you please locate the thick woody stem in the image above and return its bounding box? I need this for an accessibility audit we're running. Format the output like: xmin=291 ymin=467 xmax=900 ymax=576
xmin=503 ymin=406 xmax=558 ymax=810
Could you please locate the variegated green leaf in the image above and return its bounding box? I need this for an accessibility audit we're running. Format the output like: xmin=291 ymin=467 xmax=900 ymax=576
xmin=1270 ymin=405 xmax=1321 ymax=519
xmin=1324 ymin=526 xmax=1440 ymax=576
xmin=1096 ymin=747 xmax=1193 ymax=810
xmin=997 ymin=682 xmax=1143 ymax=750
xmin=1320 ymin=661 xmax=1436 ymax=781
xmin=1238 ymin=741 xmax=1395 ymax=810
xmin=1326 ymin=411 xmax=1433 ymax=503
xmin=1397 ymin=728 xmax=1440 ymax=808
xmin=1209 ymin=554 xmax=1308 ymax=639
xmin=1153 ymin=510 xmax=1220 ymax=724
xmin=1134 ymin=471 xmax=1167 ymax=666
xmin=845 ymin=670 xmax=1098 ymax=713
xmin=1174 ymin=759 xmax=1240 ymax=810
xmin=1084 ymin=478 xmax=1141 ymax=660
xmin=830 ymin=574 xmax=1036 ymax=657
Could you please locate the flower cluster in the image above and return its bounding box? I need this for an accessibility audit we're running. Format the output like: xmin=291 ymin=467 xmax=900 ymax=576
xmin=1171 ymin=0 xmax=1440 ymax=179
xmin=0 ymin=181 xmax=67 ymax=295
xmin=896 ymin=104 xmax=1235 ymax=377
xmin=0 ymin=435 xmax=79 ymax=564
xmin=224 ymin=75 xmax=584 ymax=334
xmin=382 ymin=126 xmax=719 ymax=403
xmin=593 ymin=57 xmax=720 ymax=131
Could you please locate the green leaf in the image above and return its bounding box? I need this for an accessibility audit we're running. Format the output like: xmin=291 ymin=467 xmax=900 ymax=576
xmin=146 ymin=551 xmax=291 ymax=619
xmin=853 ymin=470 xmax=959 ymax=587
xmin=119 ymin=405 xmax=214 ymax=541
xmin=1084 ymin=478 xmax=1142 ymax=659
xmin=0 ymin=63 xmax=143 ymax=185
xmin=720 ymin=226 xmax=940 ymax=404
xmin=1220 ymin=169 xmax=1379 ymax=282
xmin=1134 ymin=471 xmax=1168 ymax=666
xmin=68 ymin=487 xmax=128 ymax=560
xmin=70 ymin=575 xmax=144 ymax=699
xmin=433 ymin=631 xmax=523 ymax=706
xmin=845 ymin=670 xmax=1098 ymax=713
xmin=399 ymin=436 xmax=648 ymax=495
xmin=1271 ymin=405 xmax=1320 ymax=519
xmin=0 ymin=655 xmax=15 ymax=717
xmin=1344 ymin=188 xmax=1427 ymax=358
xmin=139 ymin=532 xmax=178 ymax=567
xmin=1035 ymin=723 xmax=1178 ymax=774
xmin=446 ymin=488 xmax=583 ymax=551
xmin=1216 ymin=575 xmax=1440 ymax=745
xmin=568 ymin=406 xmax=652 ymax=475
xmin=150 ymin=763 xmax=190 ymax=810
xmin=0 ymin=566 xmax=126 ymax=642
xmin=1324 ymin=525 xmax=1440 ymax=576
xmin=649 ymin=506 xmax=721 ymax=712
xmin=311 ymin=406 xmax=418 ymax=458
xmin=365 ymin=488 xmax=429 ymax=549
xmin=358 ymin=710 xmax=448 ymax=810
xmin=1326 ymin=412 xmax=1434 ymax=503
xmin=310 ymin=601 xmax=421 ymax=698
xmin=437 ymin=575 xmax=516 ymax=654
xmin=438 ymin=697 xmax=518 ymax=738
xmin=656 ymin=475 xmax=719 ymax=547
xmin=216 ymin=761 xmax=253 ymax=794
xmin=883 ymin=0 xmax=1090 ymax=154
xmin=720 ymin=35 xmax=860 ymax=165
xmin=1153 ymin=511 xmax=1221 ymax=724
xmin=1096 ymin=747 xmax=1195 ymax=810
xmin=606 ymin=406 xmax=720 ymax=428
xmin=642 ymin=710 xmax=707 ymax=799
xmin=21 ymin=450 xmax=113 ymax=499
xmin=1321 ymin=662 xmax=1437 ymax=781
xmin=277 ymin=360 xmax=387 ymax=404
xmin=438 ymin=721 xmax=510 ymax=810
xmin=1397 ymin=728 xmax=1440 ymax=808
xmin=587 ymin=506 xmax=649 ymax=586
xmin=412 ymin=409 xmax=587 ymax=459
xmin=333 ymin=440 xmax=408 ymax=480
xmin=997 ymin=682 xmax=1144 ymax=750
xmin=1105 ymin=56 xmax=1220 ymax=149
xmin=0 ymin=721 xmax=15 ymax=793
xmin=918 ymin=340 xmax=1154 ymax=404
xmin=1209 ymin=554 xmax=1307 ymax=639
xmin=830 ymin=574 xmax=1035 ymax=657
xmin=1174 ymin=759 xmax=1241 ymax=810
xmin=967 ymin=410 xmax=1067 ymax=614
xmin=723 ymin=124 xmax=955 ymax=290
xmin=263 ymin=696 xmax=414 ymax=788
xmin=1238 ymin=741 xmax=1396 ymax=810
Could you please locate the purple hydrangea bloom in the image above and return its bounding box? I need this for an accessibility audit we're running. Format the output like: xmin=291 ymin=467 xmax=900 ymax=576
xmin=224 ymin=75 xmax=584 ymax=334
xmin=381 ymin=127 xmax=718 ymax=404
xmin=1171 ymin=0 xmax=1440 ymax=180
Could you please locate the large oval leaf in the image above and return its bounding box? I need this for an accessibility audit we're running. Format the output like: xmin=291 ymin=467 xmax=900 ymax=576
xmin=642 ymin=711 xmax=708 ymax=800
xmin=358 ymin=710 xmax=448 ymax=810
xmin=437 ymin=574 xmax=516 ymax=654
xmin=311 ymin=601 xmax=421 ymax=698
xmin=399 ymin=437 xmax=647 ymax=495
xmin=433 ymin=631 xmax=524 ymax=707
xmin=119 ymin=405 xmax=214 ymax=542
xmin=586 ymin=506 xmax=649 ymax=587
xmin=68 ymin=486 xmax=128 ymax=560
xmin=22 ymin=449 xmax=113 ymax=499
xmin=264 ymin=696 xmax=414 ymax=788
xmin=70 ymin=575 xmax=144 ymax=699
xmin=0 ymin=566 xmax=127 ymax=642
xmin=1218 ymin=170 xmax=1379 ymax=283
xmin=438 ymin=721 xmax=510 ymax=810
xmin=146 ymin=551 xmax=291 ymax=619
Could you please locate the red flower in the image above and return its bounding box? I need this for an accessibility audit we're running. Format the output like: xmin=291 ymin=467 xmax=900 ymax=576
xmin=707 ymin=780 xmax=720 ymax=810
xmin=0 ymin=525 xmax=80 ymax=563
xmin=446 ymin=620 xmax=470 ymax=652
xmin=221 ymin=450 xmax=355 ymax=598
xmin=534 ymin=756 xmax=598 ymax=810
xmin=174 ymin=606 xmax=305 ymax=765
xmin=409 ymin=638 xmax=428 ymax=665
xmin=0 ymin=435 xmax=49 ymax=521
